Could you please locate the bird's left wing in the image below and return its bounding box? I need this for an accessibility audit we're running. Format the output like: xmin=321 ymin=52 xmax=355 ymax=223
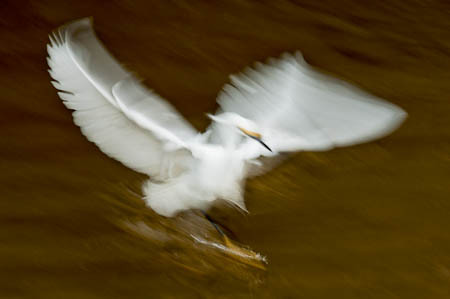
xmin=216 ymin=52 xmax=407 ymax=175
xmin=47 ymin=18 xmax=197 ymax=177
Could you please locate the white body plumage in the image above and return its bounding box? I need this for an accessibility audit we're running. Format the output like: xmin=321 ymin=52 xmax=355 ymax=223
xmin=47 ymin=18 xmax=407 ymax=217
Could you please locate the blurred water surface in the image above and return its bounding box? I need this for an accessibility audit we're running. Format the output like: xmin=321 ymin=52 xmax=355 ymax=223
xmin=1 ymin=0 xmax=450 ymax=298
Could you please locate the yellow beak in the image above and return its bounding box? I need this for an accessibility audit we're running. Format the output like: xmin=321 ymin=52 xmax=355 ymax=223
xmin=239 ymin=127 xmax=272 ymax=152
xmin=238 ymin=127 xmax=261 ymax=139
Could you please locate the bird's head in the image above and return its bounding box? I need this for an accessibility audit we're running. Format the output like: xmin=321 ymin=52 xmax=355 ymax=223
xmin=207 ymin=112 xmax=272 ymax=152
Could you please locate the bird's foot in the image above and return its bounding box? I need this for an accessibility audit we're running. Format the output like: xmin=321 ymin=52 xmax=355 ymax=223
xmin=197 ymin=210 xmax=267 ymax=270
xmin=191 ymin=234 xmax=267 ymax=270
xmin=222 ymin=235 xmax=267 ymax=270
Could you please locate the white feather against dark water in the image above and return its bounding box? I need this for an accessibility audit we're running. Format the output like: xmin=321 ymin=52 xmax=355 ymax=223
xmin=47 ymin=18 xmax=407 ymax=217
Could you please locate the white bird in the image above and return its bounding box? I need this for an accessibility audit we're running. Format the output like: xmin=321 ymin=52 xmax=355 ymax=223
xmin=47 ymin=18 xmax=407 ymax=219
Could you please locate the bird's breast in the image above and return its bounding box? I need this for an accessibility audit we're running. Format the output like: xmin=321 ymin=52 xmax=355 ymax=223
xmin=192 ymin=150 xmax=246 ymax=195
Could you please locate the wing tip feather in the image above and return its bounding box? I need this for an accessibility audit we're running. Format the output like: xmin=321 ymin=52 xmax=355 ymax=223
xmin=47 ymin=17 xmax=94 ymax=49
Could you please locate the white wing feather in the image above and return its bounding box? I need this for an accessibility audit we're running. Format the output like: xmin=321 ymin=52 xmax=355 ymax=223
xmin=112 ymin=76 xmax=194 ymax=150
xmin=217 ymin=52 xmax=407 ymax=160
xmin=47 ymin=18 xmax=197 ymax=177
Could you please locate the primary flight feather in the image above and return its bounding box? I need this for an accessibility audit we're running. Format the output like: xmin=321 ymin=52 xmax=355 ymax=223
xmin=47 ymin=18 xmax=406 ymax=217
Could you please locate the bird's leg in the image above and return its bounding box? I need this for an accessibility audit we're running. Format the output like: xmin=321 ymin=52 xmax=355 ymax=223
xmin=201 ymin=211 xmax=245 ymax=251
xmin=200 ymin=210 xmax=267 ymax=269
xmin=201 ymin=210 xmax=226 ymax=237
xmin=201 ymin=210 xmax=237 ymax=248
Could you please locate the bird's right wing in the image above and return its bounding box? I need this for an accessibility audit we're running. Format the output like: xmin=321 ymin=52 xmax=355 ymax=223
xmin=47 ymin=18 xmax=197 ymax=177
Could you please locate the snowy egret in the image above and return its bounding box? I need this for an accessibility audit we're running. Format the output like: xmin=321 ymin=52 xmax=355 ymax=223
xmin=47 ymin=18 xmax=406 ymax=252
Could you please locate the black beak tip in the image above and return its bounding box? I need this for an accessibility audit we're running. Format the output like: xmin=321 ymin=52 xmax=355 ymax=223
xmin=248 ymin=135 xmax=272 ymax=152
xmin=259 ymin=140 xmax=272 ymax=152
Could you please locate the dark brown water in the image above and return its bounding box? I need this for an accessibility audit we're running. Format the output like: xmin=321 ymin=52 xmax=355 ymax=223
xmin=1 ymin=1 xmax=450 ymax=298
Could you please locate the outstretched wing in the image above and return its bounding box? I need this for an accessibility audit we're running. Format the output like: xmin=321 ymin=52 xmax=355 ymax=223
xmin=47 ymin=18 xmax=197 ymax=177
xmin=216 ymin=52 xmax=407 ymax=173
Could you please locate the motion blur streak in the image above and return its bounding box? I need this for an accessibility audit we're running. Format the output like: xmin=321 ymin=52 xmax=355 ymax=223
xmin=1 ymin=1 xmax=450 ymax=298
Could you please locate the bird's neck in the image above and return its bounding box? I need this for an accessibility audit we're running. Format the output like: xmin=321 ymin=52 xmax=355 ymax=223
xmin=209 ymin=123 xmax=243 ymax=150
